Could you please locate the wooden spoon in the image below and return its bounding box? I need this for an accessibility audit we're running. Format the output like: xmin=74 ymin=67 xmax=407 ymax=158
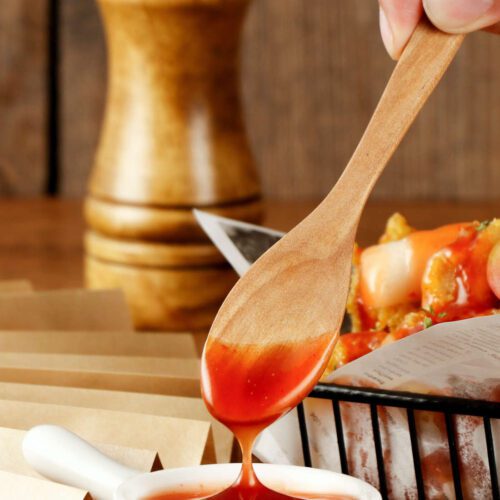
xmin=207 ymin=20 xmax=464 ymax=364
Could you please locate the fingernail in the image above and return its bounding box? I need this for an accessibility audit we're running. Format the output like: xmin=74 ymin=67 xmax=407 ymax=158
xmin=379 ymin=6 xmax=395 ymax=58
xmin=424 ymin=0 xmax=494 ymax=30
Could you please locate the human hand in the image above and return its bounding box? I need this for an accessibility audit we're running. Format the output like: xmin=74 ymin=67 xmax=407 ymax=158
xmin=379 ymin=0 xmax=500 ymax=59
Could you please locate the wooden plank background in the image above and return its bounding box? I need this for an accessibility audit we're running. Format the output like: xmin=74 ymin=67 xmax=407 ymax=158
xmin=1 ymin=0 xmax=500 ymax=201
xmin=0 ymin=1 xmax=47 ymax=195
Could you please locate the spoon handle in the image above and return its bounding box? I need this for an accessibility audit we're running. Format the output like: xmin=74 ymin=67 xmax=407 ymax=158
xmin=330 ymin=18 xmax=464 ymax=207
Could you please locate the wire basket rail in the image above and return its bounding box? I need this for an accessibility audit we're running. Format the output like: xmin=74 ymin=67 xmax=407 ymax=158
xmin=298 ymin=383 xmax=500 ymax=500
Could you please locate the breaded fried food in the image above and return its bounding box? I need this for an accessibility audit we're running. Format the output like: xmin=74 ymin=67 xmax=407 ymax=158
xmin=322 ymin=330 xmax=388 ymax=376
xmin=378 ymin=212 xmax=415 ymax=244
xmin=328 ymin=215 xmax=500 ymax=374
xmin=347 ymin=213 xmax=417 ymax=332
xmin=422 ymin=219 xmax=500 ymax=318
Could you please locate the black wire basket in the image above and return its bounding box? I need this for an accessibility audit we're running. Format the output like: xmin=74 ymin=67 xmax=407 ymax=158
xmin=198 ymin=214 xmax=500 ymax=498
xmin=297 ymin=384 xmax=500 ymax=500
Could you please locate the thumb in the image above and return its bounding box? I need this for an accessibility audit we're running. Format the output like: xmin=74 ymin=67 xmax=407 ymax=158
xmin=424 ymin=0 xmax=500 ymax=33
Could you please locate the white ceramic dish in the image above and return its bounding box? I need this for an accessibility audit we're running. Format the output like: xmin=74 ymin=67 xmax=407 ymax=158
xmin=23 ymin=425 xmax=380 ymax=500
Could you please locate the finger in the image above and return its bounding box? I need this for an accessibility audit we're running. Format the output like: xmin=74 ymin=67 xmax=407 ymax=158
xmin=379 ymin=0 xmax=424 ymax=60
xmin=424 ymin=0 xmax=500 ymax=33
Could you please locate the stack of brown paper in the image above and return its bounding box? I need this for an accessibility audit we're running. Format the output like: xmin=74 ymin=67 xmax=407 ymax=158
xmin=0 ymin=352 xmax=201 ymax=396
xmin=0 ymin=427 xmax=162 ymax=478
xmin=0 ymin=328 xmax=206 ymax=357
xmin=0 ymin=283 xmax=229 ymax=498
xmin=0 ymin=382 xmax=233 ymax=464
xmin=0 ymin=288 xmax=132 ymax=331
xmin=0 ymin=471 xmax=91 ymax=500
xmin=0 ymin=280 xmax=33 ymax=293
xmin=0 ymin=399 xmax=215 ymax=467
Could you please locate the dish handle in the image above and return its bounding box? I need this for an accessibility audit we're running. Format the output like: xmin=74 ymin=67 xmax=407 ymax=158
xmin=23 ymin=425 xmax=139 ymax=500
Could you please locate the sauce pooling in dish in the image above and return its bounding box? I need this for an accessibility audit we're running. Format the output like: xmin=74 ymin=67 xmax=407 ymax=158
xmin=147 ymin=490 xmax=355 ymax=499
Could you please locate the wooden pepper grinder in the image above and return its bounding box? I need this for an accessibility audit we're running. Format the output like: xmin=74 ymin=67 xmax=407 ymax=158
xmin=85 ymin=0 xmax=262 ymax=331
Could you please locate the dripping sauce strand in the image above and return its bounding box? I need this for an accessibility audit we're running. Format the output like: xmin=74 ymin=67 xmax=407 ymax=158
xmin=147 ymin=333 xmax=350 ymax=499
xmin=200 ymin=333 xmax=346 ymax=500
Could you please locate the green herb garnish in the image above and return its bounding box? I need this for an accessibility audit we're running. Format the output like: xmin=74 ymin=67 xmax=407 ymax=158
xmin=438 ymin=312 xmax=448 ymax=319
xmin=477 ymin=220 xmax=491 ymax=232
xmin=423 ymin=317 xmax=433 ymax=329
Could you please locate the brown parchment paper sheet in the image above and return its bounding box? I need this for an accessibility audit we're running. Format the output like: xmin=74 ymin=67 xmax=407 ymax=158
xmin=0 ymin=382 xmax=232 ymax=463
xmin=0 ymin=289 xmax=132 ymax=331
xmin=0 ymin=399 xmax=215 ymax=467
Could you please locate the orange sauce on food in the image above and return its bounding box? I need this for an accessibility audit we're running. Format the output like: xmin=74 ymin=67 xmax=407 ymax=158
xmin=423 ymin=224 xmax=498 ymax=318
xmin=359 ymin=223 xmax=468 ymax=309
xmin=409 ymin=223 xmax=466 ymax=267
xmin=331 ymin=331 xmax=387 ymax=369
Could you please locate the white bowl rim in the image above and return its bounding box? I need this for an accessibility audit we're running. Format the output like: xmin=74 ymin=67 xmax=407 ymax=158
xmin=116 ymin=463 xmax=381 ymax=500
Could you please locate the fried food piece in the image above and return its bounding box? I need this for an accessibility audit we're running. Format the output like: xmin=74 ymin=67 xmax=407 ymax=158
xmin=487 ymin=241 xmax=500 ymax=299
xmin=322 ymin=330 xmax=388 ymax=376
xmin=347 ymin=214 xmax=417 ymax=332
xmin=346 ymin=245 xmax=366 ymax=332
xmin=372 ymin=303 xmax=417 ymax=332
xmin=334 ymin=215 xmax=500 ymax=373
xmin=360 ymin=222 xmax=469 ymax=310
xmin=382 ymin=310 xmax=427 ymax=345
xmin=422 ymin=220 xmax=500 ymax=318
xmin=382 ymin=306 xmax=500 ymax=347
xmin=378 ymin=212 xmax=415 ymax=244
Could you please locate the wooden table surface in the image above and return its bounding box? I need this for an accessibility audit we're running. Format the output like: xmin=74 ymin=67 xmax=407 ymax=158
xmin=0 ymin=198 xmax=498 ymax=290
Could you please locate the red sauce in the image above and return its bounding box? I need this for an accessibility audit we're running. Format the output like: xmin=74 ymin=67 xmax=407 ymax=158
xmin=146 ymin=333 xmax=344 ymax=499
xmin=147 ymin=491 xmax=355 ymax=500
xmin=147 ymin=491 xmax=210 ymax=500
xmin=423 ymin=225 xmax=498 ymax=318
xmin=147 ymin=490 xmax=355 ymax=500
xmin=331 ymin=331 xmax=387 ymax=369
xmin=355 ymin=295 xmax=377 ymax=332
xmin=199 ymin=332 xmax=336 ymax=500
